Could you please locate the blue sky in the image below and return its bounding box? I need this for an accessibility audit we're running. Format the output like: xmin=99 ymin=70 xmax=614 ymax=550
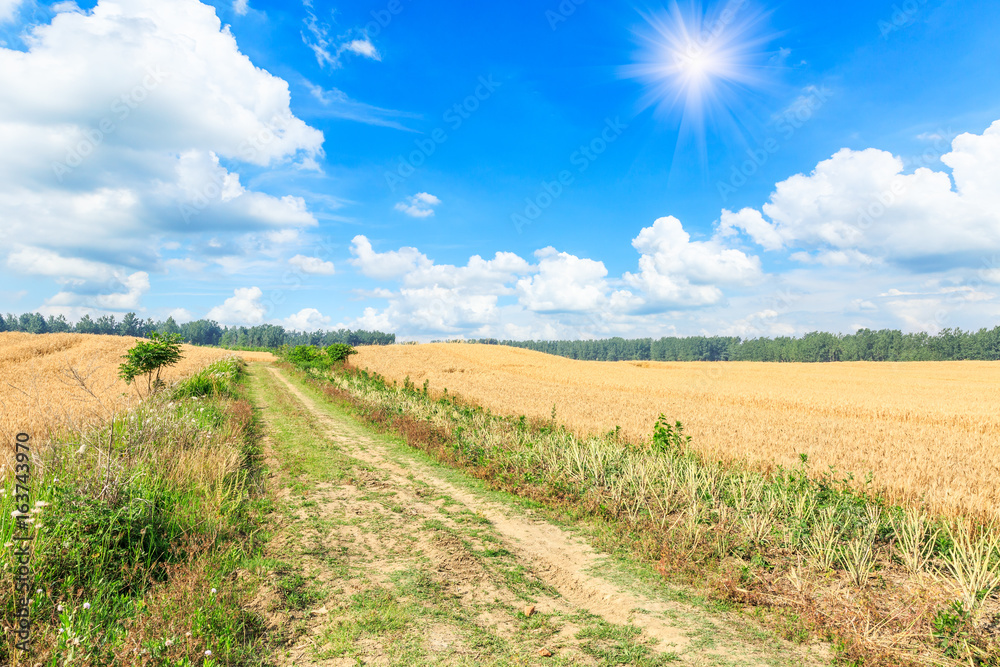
xmin=2 ymin=0 xmax=1000 ymax=340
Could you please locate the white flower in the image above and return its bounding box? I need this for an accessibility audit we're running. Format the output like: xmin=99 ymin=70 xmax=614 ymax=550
xmin=57 ymin=604 xmax=64 ymax=611
xmin=210 ymin=588 xmax=217 ymax=594
xmin=185 ymin=632 xmax=192 ymax=637
xmin=36 ymin=588 xmax=42 ymax=595
xmin=59 ymin=628 xmax=65 ymax=634
xmin=82 ymin=602 xmax=91 ymax=610
xmin=164 ymin=639 xmax=173 ymax=647
xmin=205 ymin=650 xmax=212 ymax=656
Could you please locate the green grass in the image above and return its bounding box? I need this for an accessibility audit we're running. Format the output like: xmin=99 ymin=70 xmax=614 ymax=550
xmin=0 ymin=357 xmax=271 ymax=665
xmin=281 ymin=362 xmax=1000 ymax=667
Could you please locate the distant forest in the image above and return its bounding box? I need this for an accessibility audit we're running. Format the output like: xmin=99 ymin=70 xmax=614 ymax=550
xmin=474 ymin=328 xmax=1000 ymax=362
xmin=0 ymin=312 xmax=395 ymax=348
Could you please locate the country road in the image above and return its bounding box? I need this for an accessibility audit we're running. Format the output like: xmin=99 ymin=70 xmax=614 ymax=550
xmin=250 ymin=364 xmax=830 ymax=666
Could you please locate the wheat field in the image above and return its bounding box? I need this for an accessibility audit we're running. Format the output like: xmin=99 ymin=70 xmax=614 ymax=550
xmin=354 ymin=343 xmax=1000 ymax=519
xmin=0 ymin=332 xmax=274 ymax=451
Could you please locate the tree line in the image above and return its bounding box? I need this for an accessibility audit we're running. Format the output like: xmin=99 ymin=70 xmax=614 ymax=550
xmin=473 ymin=328 xmax=1000 ymax=362
xmin=0 ymin=311 xmax=395 ymax=348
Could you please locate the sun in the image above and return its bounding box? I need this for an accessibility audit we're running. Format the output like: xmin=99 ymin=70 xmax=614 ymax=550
xmin=622 ymin=1 xmax=777 ymax=151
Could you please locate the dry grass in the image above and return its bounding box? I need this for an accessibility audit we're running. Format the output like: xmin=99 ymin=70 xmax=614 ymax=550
xmin=0 ymin=332 xmax=273 ymax=455
xmin=353 ymin=343 xmax=1000 ymax=520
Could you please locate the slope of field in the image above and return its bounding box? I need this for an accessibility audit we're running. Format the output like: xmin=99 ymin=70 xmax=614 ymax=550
xmin=354 ymin=343 xmax=1000 ymax=519
xmin=0 ymin=332 xmax=274 ymax=447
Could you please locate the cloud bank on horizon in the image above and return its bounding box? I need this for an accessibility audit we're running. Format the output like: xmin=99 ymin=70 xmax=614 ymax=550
xmin=2 ymin=0 xmax=1000 ymax=341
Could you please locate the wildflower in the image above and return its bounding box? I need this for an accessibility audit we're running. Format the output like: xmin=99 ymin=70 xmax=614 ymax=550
xmin=59 ymin=628 xmax=65 ymax=634
xmin=205 ymin=650 xmax=212 ymax=657
xmin=82 ymin=602 xmax=91 ymax=610
xmin=185 ymin=632 xmax=192 ymax=637
xmin=164 ymin=639 xmax=173 ymax=647
xmin=211 ymin=587 xmax=217 ymax=594
xmin=57 ymin=604 xmax=64 ymax=611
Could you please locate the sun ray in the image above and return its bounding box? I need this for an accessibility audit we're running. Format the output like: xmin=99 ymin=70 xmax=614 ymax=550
xmin=622 ymin=1 xmax=780 ymax=163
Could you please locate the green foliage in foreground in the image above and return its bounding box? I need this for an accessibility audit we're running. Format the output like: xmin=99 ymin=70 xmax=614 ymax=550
xmin=118 ymin=332 xmax=184 ymax=397
xmin=304 ymin=365 xmax=1000 ymax=666
xmin=283 ymin=343 xmax=357 ymax=372
xmin=0 ymin=357 xmax=270 ymax=665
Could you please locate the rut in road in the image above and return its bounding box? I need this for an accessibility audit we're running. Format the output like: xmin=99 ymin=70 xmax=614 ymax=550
xmin=264 ymin=366 xmax=829 ymax=666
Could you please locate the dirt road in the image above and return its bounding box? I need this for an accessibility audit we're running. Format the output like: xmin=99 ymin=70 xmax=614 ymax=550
xmin=251 ymin=365 xmax=829 ymax=666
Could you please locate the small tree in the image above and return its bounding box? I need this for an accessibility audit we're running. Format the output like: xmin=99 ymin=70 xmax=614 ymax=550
xmin=118 ymin=332 xmax=184 ymax=397
xmin=325 ymin=343 xmax=358 ymax=363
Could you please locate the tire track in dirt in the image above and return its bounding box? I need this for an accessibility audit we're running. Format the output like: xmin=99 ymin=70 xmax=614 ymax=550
xmin=267 ymin=366 xmax=829 ymax=666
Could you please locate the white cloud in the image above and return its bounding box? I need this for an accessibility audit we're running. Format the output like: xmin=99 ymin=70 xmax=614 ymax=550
xmin=232 ymin=0 xmax=249 ymax=16
xmin=168 ymin=307 xmax=193 ymax=323
xmin=0 ymin=0 xmax=23 ymax=24
xmin=206 ymin=286 xmax=267 ymax=325
xmin=725 ymin=121 xmax=1000 ymax=269
xmin=289 ymin=254 xmax=335 ymax=276
xmin=7 ymin=246 xmax=112 ymax=284
xmin=284 ymin=307 xmax=331 ymax=331
xmin=718 ymin=208 xmax=784 ymax=251
xmin=516 ymin=248 xmax=611 ymax=313
xmin=0 ymin=0 xmax=324 ymax=312
xmin=342 ymin=218 xmax=764 ymax=338
xmin=623 ymin=216 xmax=762 ymax=308
xmin=302 ymin=13 xmax=380 ymax=69
xmin=344 ymin=39 xmax=380 ymax=60
xmin=394 ymin=192 xmax=442 ymax=218
xmin=349 ymin=236 xmax=433 ymax=280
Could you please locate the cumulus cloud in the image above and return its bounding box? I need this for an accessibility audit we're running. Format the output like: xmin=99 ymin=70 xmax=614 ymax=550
xmin=516 ymin=248 xmax=611 ymax=313
xmin=284 ymin=307 xmax=331 ymax=331
xmin=206 ymin=286 xmax=267 ymax=325
xmin=394 ymin=192 xmax=441 ymax=218
xmin=722 ymin=121 xmax=1000 ymax=270
xmin=623 ymin=216 xmax=762 ymax=308
xmin=0 ymin=0 xmax=323 ymax=312
xmin=289 ymin=254 xmax=335 ymax=275
xmin=341 ymin=217 xmax=764 ymax=338
xmin=349 ymin=236 xmax=433 ymax=280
